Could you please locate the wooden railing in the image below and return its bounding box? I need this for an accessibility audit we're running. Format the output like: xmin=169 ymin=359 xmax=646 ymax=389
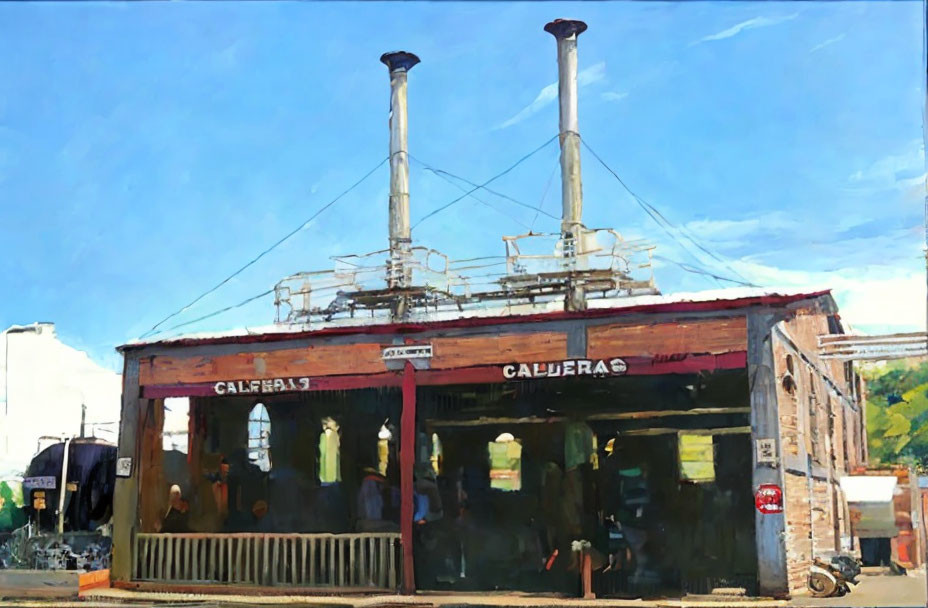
xmin=134 ymin=532 xmax=401 ymax=589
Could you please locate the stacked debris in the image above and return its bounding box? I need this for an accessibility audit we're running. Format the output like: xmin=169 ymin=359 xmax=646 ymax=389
xmin=0 ymin=528 xmax=110 ymax=571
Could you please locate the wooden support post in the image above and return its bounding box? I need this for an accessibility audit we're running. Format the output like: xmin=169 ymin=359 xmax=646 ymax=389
xmin=400 ymin=361 xmax=416 ymax=593
xmin=748 ymin=313 xmax=789 ymax=598
xmin=111 ymin=357 xmax=141 ymax=582
xmin=581 ymin=549 xmax=594 ymax=599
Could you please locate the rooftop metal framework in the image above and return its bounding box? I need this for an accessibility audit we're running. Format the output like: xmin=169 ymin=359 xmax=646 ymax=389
xmin=274 ymin=229 xmax=658 ymax=325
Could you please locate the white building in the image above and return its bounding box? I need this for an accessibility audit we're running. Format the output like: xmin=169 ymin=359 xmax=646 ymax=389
xmin=0 ymin=323 xmax=122 ymax=476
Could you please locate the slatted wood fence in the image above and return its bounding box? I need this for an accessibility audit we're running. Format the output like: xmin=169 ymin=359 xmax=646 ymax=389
xmin=134 ymin=532 xmax=401 ymax=589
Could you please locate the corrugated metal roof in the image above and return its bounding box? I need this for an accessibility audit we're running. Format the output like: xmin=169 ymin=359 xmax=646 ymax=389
xmin=121 ymin=286 xmax=833 ymax=351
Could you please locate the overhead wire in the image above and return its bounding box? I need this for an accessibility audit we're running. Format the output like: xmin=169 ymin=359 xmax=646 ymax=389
xmin=158 ymin=289 xmax=275 ymax=336
xmin=580 ymin=138 xmax=758 ymax=288
xmin=141 ymin=130 xmax=762 ymax=339
xmin=653 ymin=255 xmax=753 ymax=287
xmin=413 ymin=160 xmax=531 ymax=229
xmin=531 ymin=157 xmax=560 ymax=232
xmin=411 ymin=134 xmax=559 ymax=229
xmin=140 ymin=157 xmax=389 ymax=339
xmin=412 ymin=156 xmax=561 ymax=225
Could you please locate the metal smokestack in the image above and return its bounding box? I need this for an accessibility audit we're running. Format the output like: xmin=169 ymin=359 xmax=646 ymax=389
xmin=380 ymin=51 xmax=419 ymax=314
xmin=545 ymin=19 xmax=587 ymax=311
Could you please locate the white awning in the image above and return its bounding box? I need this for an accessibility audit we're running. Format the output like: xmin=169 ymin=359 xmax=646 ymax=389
xmin=840 ymin=475 xmax=898 ymax=503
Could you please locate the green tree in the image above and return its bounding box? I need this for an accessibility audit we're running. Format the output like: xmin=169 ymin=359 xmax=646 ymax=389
xmin=864 ymin=360 xmax=928 ymax=471
xmin=0 ymin=481 xmax=25 ymax=531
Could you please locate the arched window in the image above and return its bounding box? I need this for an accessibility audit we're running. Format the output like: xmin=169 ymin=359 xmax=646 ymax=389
xmin=782 ymin=355 xmax=797 ymax=396
xmin=248 ymin=403 xmax=272 ymax=472
xmin=488 ymin=432 xmax=521 ymax=491
xmin=319 ymin=417 xmax=341 ymax=484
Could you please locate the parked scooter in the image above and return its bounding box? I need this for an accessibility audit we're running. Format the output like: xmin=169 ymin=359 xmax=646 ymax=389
xmin=808 ymin=553 xmax=861 ymax=597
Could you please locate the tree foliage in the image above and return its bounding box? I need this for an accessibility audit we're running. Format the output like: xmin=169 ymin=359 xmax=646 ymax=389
xmin=864 ymin=360 xmax=928 ymax=470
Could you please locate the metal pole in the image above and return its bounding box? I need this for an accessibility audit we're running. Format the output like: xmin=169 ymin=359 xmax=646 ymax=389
xmin=545 ymin=19 xmax=588 ymax=311
xmin=380 ymin=51 xmax=420 ymax=319
xmin=57 ymin=436 xmax=71 ymax=535
xmin=3 ymin=330 xmax=8 ymax=460
xmin=922 ymin=0 xmax=928 ymax=597
xmin=80 ymin=403 xmax=86 ymax=438
xmin=400 ymin=360 xmax=417 ymax=593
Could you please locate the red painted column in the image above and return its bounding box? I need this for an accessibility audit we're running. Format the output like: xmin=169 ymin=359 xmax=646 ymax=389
xmin=400 ymin=360 xmax=416 ymax=593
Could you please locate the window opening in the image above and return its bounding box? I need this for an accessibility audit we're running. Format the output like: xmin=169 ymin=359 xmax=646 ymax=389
xmin=430 ymin=432 xmax=443 ymax=475
xmin=163 ymin=397 xmax=190 ymax=454
xmin=564 ymin=421 xmax=595 ymax=470
xmin=247 ymin=403 xmax=271 ymax=472
xmin=377 ymin=421 xmax=393 ymax=476
xmin=319 ymin=417 xmax=341 ymax=484
xmin=488 ymin=432 xmax=521 ymax=491
xmin=679 ymin=433 xmax=715 ymax=483
xmin=783 ymin=355 xmax=797 ymax=396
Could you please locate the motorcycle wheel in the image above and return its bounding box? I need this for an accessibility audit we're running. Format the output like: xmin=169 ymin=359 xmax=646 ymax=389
xmin=809 ymin=572 xmax=838 ymax=597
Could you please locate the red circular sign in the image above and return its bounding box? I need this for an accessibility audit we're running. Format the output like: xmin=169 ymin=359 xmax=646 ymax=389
xmin=755 ymin=484 xmax=783 ymax=514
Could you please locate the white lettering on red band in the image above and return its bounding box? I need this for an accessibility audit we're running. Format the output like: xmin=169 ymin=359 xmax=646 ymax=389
xmin=213 ymin=377 xmax=312 ymax=395
xmin=502 ymin=358 xmax=627 ymax=380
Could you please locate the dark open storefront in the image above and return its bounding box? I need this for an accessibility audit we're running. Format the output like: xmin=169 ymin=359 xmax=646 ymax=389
xmin=143 ymin=389 xmax=405 ymax=537
xmin=413 ymin=371 xmax=758 ymax=597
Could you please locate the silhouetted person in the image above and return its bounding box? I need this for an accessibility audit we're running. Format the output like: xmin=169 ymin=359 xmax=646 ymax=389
xmin=161 ymin=485 xmax=189 ymax=533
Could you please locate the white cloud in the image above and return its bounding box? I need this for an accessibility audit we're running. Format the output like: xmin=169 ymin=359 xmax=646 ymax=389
xmin=729 ymin=259 xmax=925 ymax=331
xmin=685 ymin=212 xmax=797 ymax=240
xmin=496 ymin=62 xmax=606 ymax=130
xmin=810 ymin=33 xmax=846 ymax=53
xmin=848 ymin=140 xmax=926 ymax=193
xmin=691 ymin=13 xmax=799 ymax=45
xmin=601 ymin=91 xmax=629 ymax=102
xmin=680 ymin=212 xmax=800 ymax=250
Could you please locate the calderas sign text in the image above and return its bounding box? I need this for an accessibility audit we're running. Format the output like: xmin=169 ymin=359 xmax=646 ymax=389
xmin=214 ymin=377 xmax=311 ymax=395
xmin=502 ymin=358 xmax=627 ymax=379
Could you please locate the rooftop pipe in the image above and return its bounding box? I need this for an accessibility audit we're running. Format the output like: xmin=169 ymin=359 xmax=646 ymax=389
xmin=380 ymin=51 xmax=420 ymax=318
xmin=545 ymin=19 xmax=588 ymax=311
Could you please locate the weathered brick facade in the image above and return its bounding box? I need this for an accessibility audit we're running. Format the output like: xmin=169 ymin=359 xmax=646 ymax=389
xmin=771 ymin=310 xmax=867 ymax=596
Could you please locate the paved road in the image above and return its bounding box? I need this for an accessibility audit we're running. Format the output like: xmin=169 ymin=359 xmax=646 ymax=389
xmin=791 ymin=571 xmax=926 ymax=608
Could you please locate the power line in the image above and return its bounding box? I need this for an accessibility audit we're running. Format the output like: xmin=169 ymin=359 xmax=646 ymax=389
xmin=155 ymin=289 xmax=276 ymax=337
xmin=653 ymin=255 xmax=754 ymax=288
xmin=412 ymin=157 xmax=561 ymax=225
xmin=531 ymin=158 xmax=560 ymax=233
xmin=140 ymin=157 xmax=389 ymax=339
xmin=411 ymin=135 xmax=559 ymax=230
xmin=414 ymin=161 xmax=531 ymax=229
xmin=580 ymin=138 xmax=758 ymax=288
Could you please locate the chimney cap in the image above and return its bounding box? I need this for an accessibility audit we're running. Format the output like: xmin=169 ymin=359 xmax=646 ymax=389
xmin=380 ymin=51 xmax=420 ymax=73
xmin=544 ymin=19 xmax=588 ymax=39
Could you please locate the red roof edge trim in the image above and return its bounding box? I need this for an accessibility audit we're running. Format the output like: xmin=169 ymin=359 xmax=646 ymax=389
xmin=121 ymin=290 xmax=831 ymax=351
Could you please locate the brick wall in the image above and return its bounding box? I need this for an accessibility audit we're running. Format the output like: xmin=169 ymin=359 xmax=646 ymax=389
xmin=784 ymin=471 xmax=812 ymax=595
xmin=772 ymin=310 xmax=867 ymax=596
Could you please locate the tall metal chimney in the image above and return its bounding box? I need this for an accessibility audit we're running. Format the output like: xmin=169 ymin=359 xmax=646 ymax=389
xmin=380 ymin=51 xmax=419 ymax=317
xmin=545 ymin=19 xmax=587 ymax=311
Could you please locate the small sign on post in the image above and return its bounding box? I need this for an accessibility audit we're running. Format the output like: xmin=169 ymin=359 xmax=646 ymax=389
xmin=755 ymin=438 xmax=778 ymax=465
xmin=754 ymin=484 xmax=784 ymax=514
xmin=115 ymin=457 xmax=133 ymax=478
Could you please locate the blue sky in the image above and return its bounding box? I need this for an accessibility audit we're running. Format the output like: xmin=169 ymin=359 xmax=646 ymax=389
xmin=0 ymin=2 xmax=924 ymax=371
